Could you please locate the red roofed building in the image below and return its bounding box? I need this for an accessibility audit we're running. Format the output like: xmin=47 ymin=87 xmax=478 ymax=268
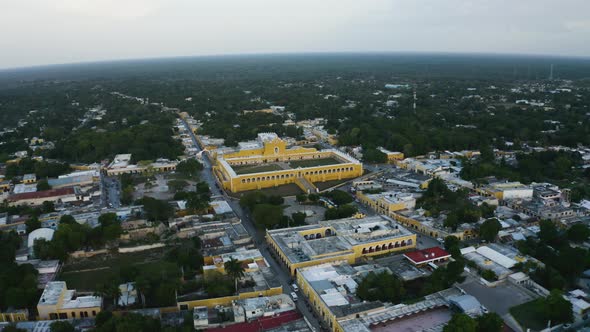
xmin=7 ymin=187 xmax=82 ymax=207
xmin=403 ymin=247 xmax=451 ymax=266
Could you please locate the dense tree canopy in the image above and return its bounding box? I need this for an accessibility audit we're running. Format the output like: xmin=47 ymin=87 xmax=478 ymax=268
xmin=356 ymin=271 xmax=405 ymax=303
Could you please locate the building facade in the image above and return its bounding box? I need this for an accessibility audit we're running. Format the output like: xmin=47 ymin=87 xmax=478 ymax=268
xmin=266 ymin=215 xmax=416 ymax=276
xmin=214 ymin=133 xmax=363 ymax=193
xmin=37 ymin=281 xmax=102 ymax=320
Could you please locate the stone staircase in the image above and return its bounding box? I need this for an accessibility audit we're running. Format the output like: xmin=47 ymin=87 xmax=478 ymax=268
xmin=294 ymin=177 xmax=318 ymax=194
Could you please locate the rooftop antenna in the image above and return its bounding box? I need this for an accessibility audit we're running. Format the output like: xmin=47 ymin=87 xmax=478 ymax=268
xmin=549 ymin=64 xmax=554 ymax=80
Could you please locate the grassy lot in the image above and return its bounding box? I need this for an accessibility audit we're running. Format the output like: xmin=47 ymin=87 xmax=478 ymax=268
xmin=60 ymin=269 xmax=117 ymax=291
xmin=289 ymin=157 xmax=342 ymax=168
xmin=59 ymin=248 xmax=169 ymax=291
xmin=509 ymin=299 xmax=547 ymax=331
xmin=61 ymin=260 xmax=173 ymax=292
xmin=232 ymin=163 xmax=284 ymax=175
xmin=61 ymin=247 xmax=167 ymax=272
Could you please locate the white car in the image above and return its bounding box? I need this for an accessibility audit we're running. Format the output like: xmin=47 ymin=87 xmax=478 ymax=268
xmin=292 ymin=283 xmax=299 ymax=292
xmin=290 ymin=292 xmax=298 ymax=302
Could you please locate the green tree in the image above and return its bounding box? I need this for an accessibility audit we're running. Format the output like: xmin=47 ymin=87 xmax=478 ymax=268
xmin=543 ymin=289 xmax=573 ymax=325
xmin=324 ymin=190 xmax=353 ymax=205
xmin=324 ymin=204 xmax=358 ymax=220
xmin=26 ymin=216 xmax=41 ymax=233
xmin=59 ymin=214 xmax=76 ymax=225
xmin=356 ymin=271 xmax=405 ymax=303
xmin=252 ymin=204 xmax=284 ymax=229
xmin=296 ymin=193 xmax=308 ymax=203
xmin=42 ymin=201 xmax=55 ymax=213
xmin=444 ymin=236 xmax=461 ymax=258
xmin=95 ymin=311 xmax=114 ymax=327
xmin=291 ymin=212 xmax=307 ymax=226
xmin=50 ymin=321 xmax=75 ymax=332
xmin=140 ymin=197 xmax=174 ymax=222
xmin=2 ymin=325 xmax=26 ymax=332
xmin=443 ymin=313 xmax=477 ymax=332
xmin=444 ymin=213 xmax=460 ymax=230
xmin=476 ymin=312 xmax=503 ymax=332
xmin=168 ymin=179 xmax=188 ymax=192
xmin=95 ymin=279 xmax=122 ymax=308
xmin=479 ymin=218 xmax=501 ymax=242
xmin=539 ymin=220 xmax=559 ymax=245
xmin=567 ymin=223 xmax=590 ymax=243
xmin=239 ymin=191 xmax=267 ymax=210
xmin=308 ymin=194 xmax=319 ymax=203
xmin=224 ymin=257 xmax=245 ymax=294
xmin=176 ymin=158 xmax=203 ymax=178
xmin=481 ymin=269 xmax=498 ymax=281
xmin=363 ymin=148 xmax=387 ymax=163
xmin=36 ymin=179 xmax=51 ymax=191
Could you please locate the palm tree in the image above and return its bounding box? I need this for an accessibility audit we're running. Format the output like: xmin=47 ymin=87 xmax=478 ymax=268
xmin=224 ymin=257 xmax=245 ymax=294
xmin=135 ymin=276 xmax=151 ymax=308
xmin=94 ymin=282 xmax=121 ymax=308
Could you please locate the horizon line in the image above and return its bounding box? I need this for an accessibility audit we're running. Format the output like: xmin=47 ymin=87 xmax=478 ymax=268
xmin=1 ymin=50 xmax=590 ymax=73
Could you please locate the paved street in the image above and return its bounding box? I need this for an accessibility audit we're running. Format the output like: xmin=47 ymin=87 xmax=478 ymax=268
xmin=101 ymin=173 xmax=121 ymax=208
xmin=179 ymin=121 xmax=447 ymax=331
xmin=180 ymin=116 xmax=322 ymax=331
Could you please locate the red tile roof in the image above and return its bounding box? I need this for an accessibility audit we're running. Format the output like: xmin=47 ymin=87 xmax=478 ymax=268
xmin=8 ymin=187 xmax=75 ymax=201
xmin=404 ymin=247 xmax=451 ymax=265
xmin=206 ymin=310 xmax=301 ymax=332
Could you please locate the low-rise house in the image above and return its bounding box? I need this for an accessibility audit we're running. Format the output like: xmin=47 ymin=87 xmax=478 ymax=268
xmin=267 ymin=215 xmax=416 ymax=276
xmin=7 ymin=187 xmax=84 ymax=207
xmin=37 ymin=281 xmax=102 ymax=320
xmin=404 ymin=247 xmax=451 ymax=267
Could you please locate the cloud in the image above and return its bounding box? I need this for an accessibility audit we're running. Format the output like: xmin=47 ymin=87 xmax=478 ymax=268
xmin=52 ymin=0 xmax=162 ymax=20
xmin=0 ymin=0 xmax=589 ymax=69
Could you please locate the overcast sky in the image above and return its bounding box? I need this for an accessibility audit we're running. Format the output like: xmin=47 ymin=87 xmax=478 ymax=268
xmin=1 ymin=0 xmax=589 ymax=69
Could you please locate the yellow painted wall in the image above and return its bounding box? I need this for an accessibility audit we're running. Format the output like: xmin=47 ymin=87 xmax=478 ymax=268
xmin=0 ymin=311 xmax=27 ymax=323
xmin=267 ymin=228 xmax=416 ymax=276
xmin=177 ymin=286 xmax=283 ymax=310
xmin=222 ymin=164 xmax=362 ymax=193
xmin=386 ymin=152 xmax=404 ymax=162
xmin=296 ymin=270 xmax=341 ymax=331
xmin=216 ymin=137 xmax=362 ymax=193
xmin=356 ymin=192 xmax=407 ymax=215
xmin=38 ymin=305 xmax=101 ymax=320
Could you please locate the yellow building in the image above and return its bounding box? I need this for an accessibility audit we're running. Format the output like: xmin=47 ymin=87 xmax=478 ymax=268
xmin=23 ymin=174 xmax=36 ymax=184
xmin=389 ymin=210 xmax=476 ymax=240
xmin=37 ymin=281 xmax=102 ymax=320
xmin=0 ymin=180 xmax=11 ymax=192
xmin=378 ymin=147 xmax=404 ymax=163
xmin=296 ymin=262 xmax=390 ymax=332
xmin=202 ymin=248 xmax=266 ymax=275
xmin=356 ymin=191 xmax=416 ymax=216
xmin=214 ymin=133 xmax=363 ymax=193
xmin=0 ymin=309 xmax=28 ymax=323
xmin=177 ymin=262 xmax=282 ymax=310
xmin=266 ymin=215 xmax=416 ymax=276
xmin=478 ymin=182 xmax=533 ymax=200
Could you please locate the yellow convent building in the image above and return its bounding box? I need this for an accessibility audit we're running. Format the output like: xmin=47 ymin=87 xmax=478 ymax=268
xmin=213 ymin=133 xmax=363 ymax=193
xmin=37 ymin=281 xmax=102 ymax=320
xmin=266 ymin=215 xmax=417 ymax=276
